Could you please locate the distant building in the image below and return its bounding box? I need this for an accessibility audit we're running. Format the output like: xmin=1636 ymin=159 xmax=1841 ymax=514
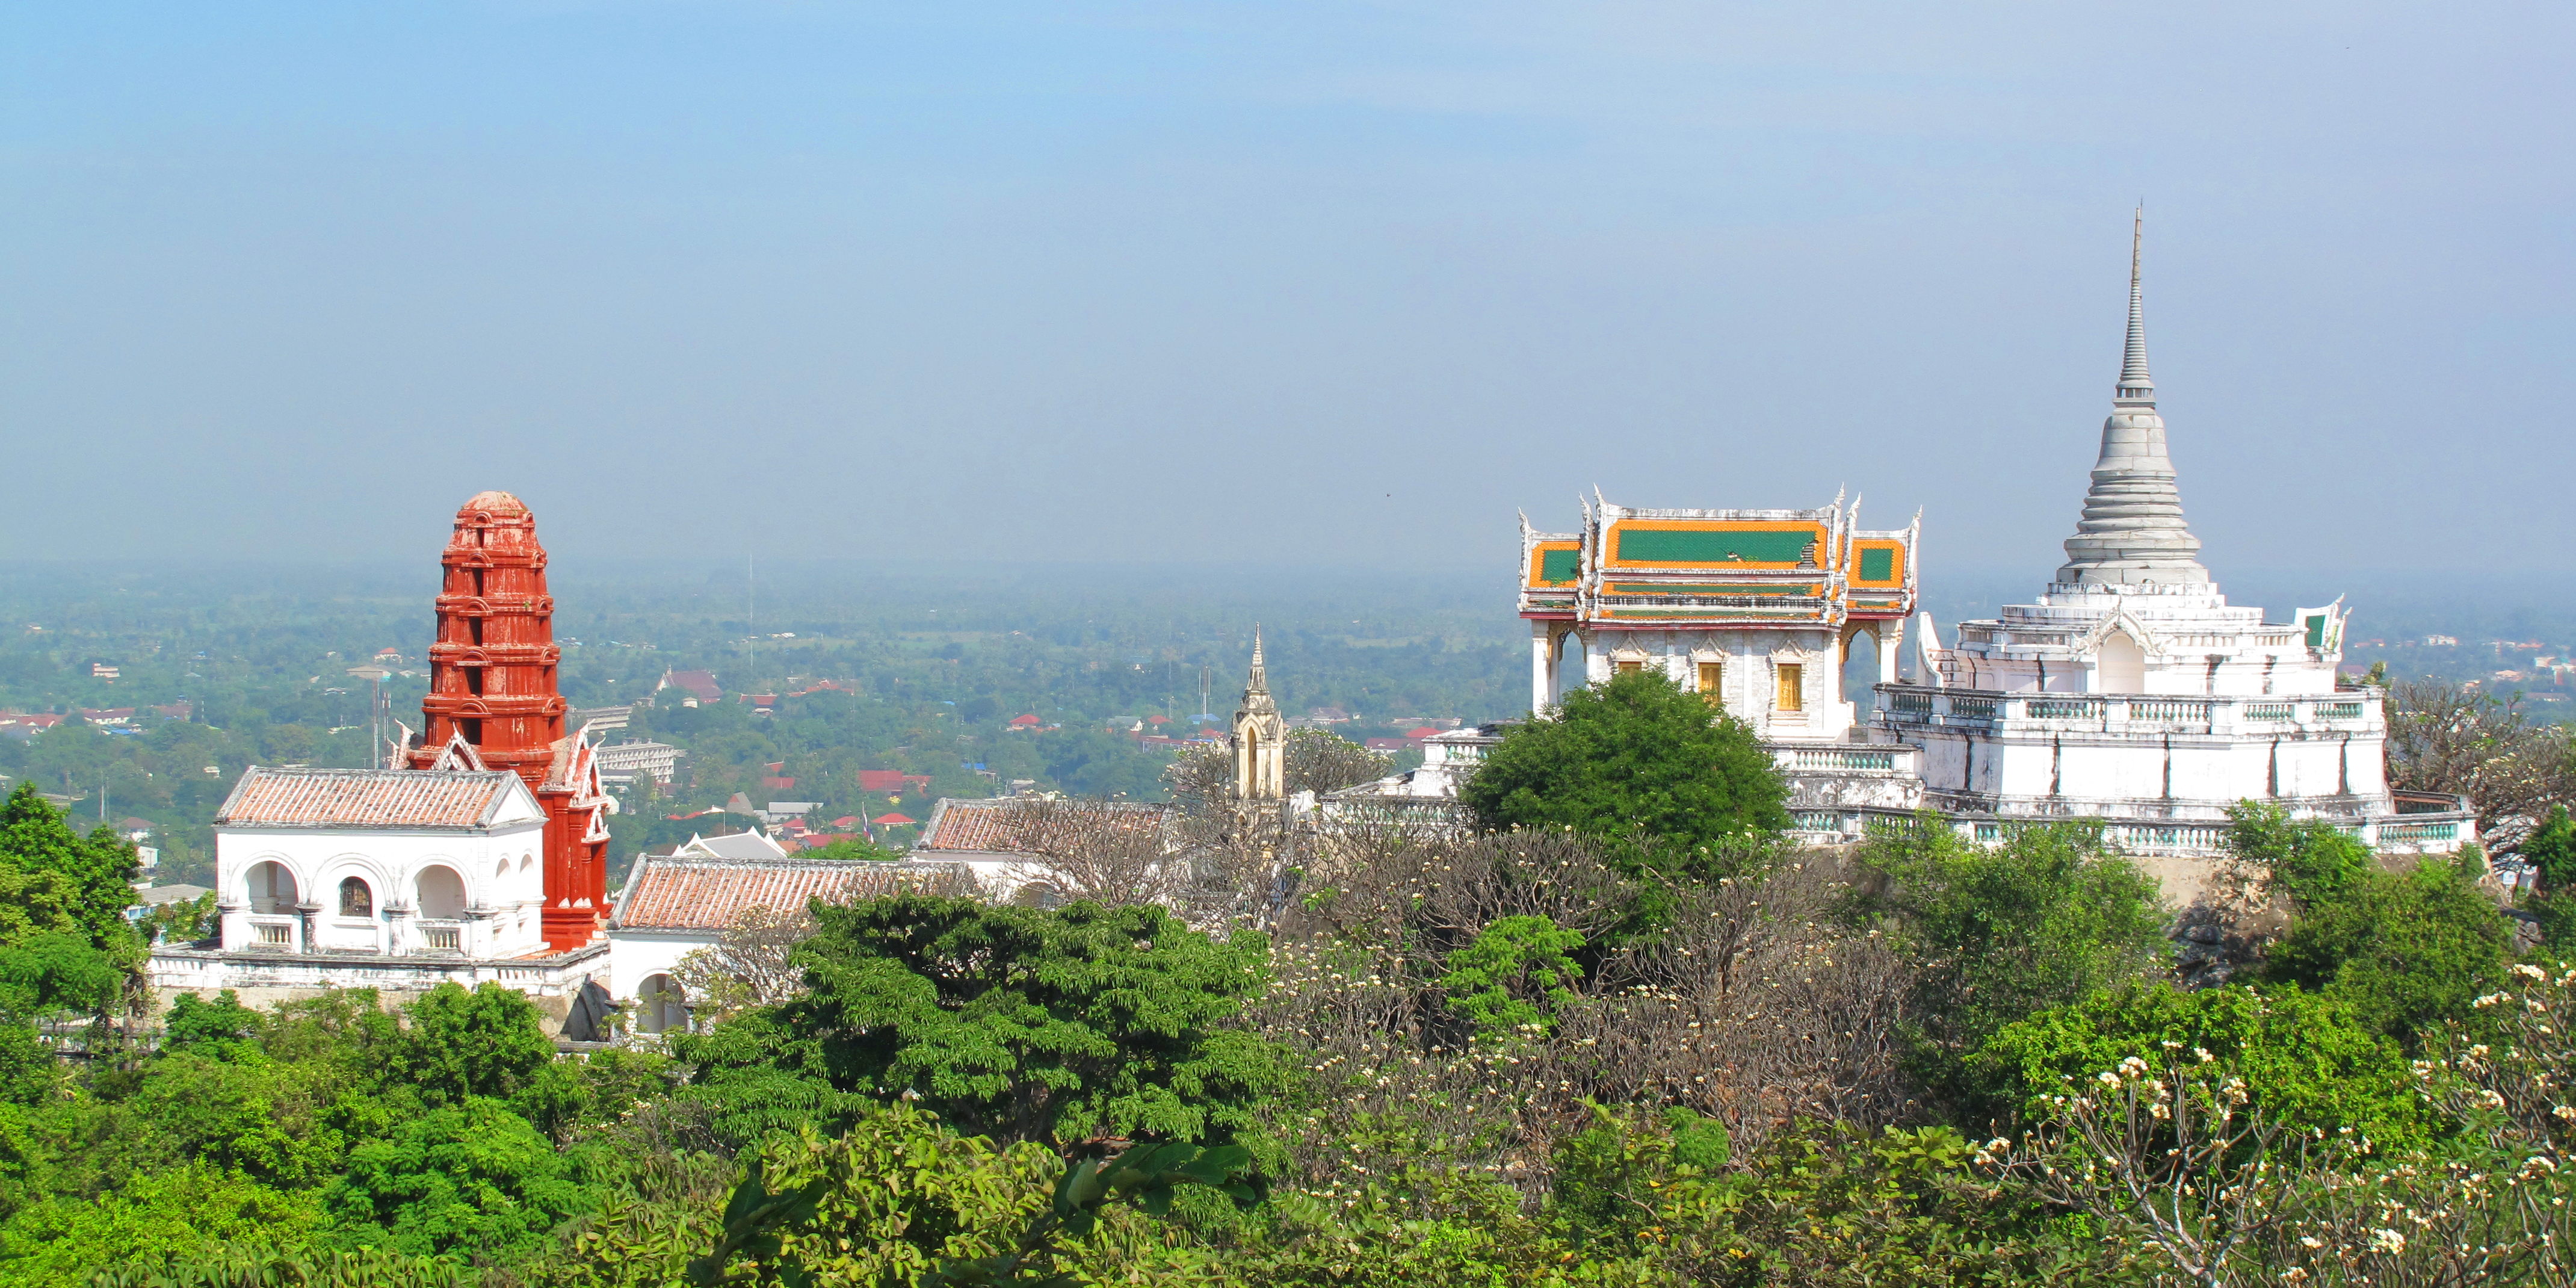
xmin=913 ymin=796 xmax=1176 ymax=901
xmin=569 ymin=705 xmax=633 ymax=735
xmin=593 ymin=739 xmax=681 ymax=787
xmin=605 ymin=852 xmax=968 ymax=1032
xmin=856 ymin=770 xmax=933 ymax=794
xmin=659 ymin=670 xmax=722 ymax=704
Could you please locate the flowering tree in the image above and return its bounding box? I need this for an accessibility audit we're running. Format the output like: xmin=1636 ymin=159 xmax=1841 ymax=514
xmin=1986 ymin=965 xmax=2576 ymax=1286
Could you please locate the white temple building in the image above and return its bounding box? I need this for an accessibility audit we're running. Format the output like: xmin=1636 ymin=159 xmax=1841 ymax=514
xmin=1878 ymin=214 xmax=2474 ymax=884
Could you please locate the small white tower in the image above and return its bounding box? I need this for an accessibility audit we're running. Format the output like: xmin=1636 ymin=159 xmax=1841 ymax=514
xmin=1231 ymin=630 xmax=1286 ymax=800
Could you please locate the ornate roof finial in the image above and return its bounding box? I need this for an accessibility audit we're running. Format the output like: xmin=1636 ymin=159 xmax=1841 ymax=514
xmin=1248 ymin=626 xmax=1268 ymax=693
xmin=2056 ymin=208 xmax=2208 ymax=588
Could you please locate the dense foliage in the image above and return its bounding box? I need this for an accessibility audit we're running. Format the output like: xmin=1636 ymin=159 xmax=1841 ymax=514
xmin=7 ymin=639 xmax=2576 ymax=1286
xmin=1461 ymin=669 xmax=1791 ymax=896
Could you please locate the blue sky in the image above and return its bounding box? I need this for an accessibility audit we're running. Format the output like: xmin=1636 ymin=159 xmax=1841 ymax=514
xmin=4 ymin=2 xmax=2568 ymax=583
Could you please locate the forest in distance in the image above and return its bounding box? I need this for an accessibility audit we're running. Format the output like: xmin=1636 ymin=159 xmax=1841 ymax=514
xmin=2 ymin=558 xmax=2571 ymax=889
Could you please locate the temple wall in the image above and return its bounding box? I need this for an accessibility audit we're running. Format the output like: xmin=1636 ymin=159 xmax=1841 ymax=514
xmin=216 ymin=822 xmax=551 ymax=959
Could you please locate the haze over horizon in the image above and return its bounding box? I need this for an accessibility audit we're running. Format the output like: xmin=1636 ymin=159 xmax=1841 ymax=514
xmin=5 ymin=3 xmax=2568 ymax=575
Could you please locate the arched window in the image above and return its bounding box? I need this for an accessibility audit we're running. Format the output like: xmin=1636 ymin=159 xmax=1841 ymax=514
xmin=2098 ymin=631 xmax=2147 ymax=693
xmin=246 ymin=861 xmax=297 ymax=914
xmin=636 ymin=974 xmax=688 ymax=1035
xmin=415 ymin=866 xmax=468 ymax=920
xmin=338 ymin=876 xmax=373 ymax=917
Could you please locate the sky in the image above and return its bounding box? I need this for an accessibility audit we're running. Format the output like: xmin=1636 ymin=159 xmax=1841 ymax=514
xmin=4 ymin=2 xmax=2569 ymax=587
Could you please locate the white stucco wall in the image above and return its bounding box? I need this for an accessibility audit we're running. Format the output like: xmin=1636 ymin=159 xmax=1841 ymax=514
xmin=217 ymin=819 xmax=550 ymax=960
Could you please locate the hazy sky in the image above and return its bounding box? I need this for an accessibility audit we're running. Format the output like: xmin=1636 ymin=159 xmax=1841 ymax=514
xmin=5 ymin=3 xmax=2568 ymax=584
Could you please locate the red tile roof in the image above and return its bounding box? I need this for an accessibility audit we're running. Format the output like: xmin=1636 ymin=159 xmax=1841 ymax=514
xmin=1008 ymin=713 xmax=1042 ymax=726
xmin=856 ymin=769 xmax=907 ymax=791
xmin=612 ymin=856 xmax=965 ymax=931
xmin=872 ymin=812 xmax=917 ymax=825
xmin=216 ymin=767 xmax=536 ymax=830
xmin=914 ymin=797 xmax=1172 ymax=853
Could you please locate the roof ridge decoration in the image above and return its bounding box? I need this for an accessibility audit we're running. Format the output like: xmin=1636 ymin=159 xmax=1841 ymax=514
xmin=2056 ymin=206 xmax=2211 ymax=589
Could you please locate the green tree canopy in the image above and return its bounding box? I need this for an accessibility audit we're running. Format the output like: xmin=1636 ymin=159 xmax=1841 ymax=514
xmin=1439 ymin=915 xmax=1585 ymax=1042
xmin=1462 ymin=669 xmax=1790 ymax=873
xmin=0 ymin=782 xmax=143 ymax=958
xmin=326 ymin=1097 xmax=592 ymax=1260
xmin=2253 ymin=850 xmax=2510 ymax=1042
xmin=1964 ymin=983 xmax=2424 ymax=1144
xmin=2225 ymin=800 xmax=2376 ymax=906
xmin=396 ymin=982 xmax=558 ymax=1106
xmin=1844 ymin=819 xmax=2169 ymax=1080
xmin=678 ymin=894 xmax=1278 ymax=1149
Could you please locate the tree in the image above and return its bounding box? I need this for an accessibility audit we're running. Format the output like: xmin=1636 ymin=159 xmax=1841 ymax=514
xmin=1964 ymin=983 xmax=2423 ymax=1145
xmin=1161 ymin=728 xmax=1391 ymax=806
xmin=670 ymin=906 xmax=820 ymax=1029
xmin=0 ymin=782 xmax=143 ymax=962
xmin=2385 ymin=678 xmax=2575 ymax=852
xmin=1460 ymin=669 xmax=1790 ymax=875
xmin=2522 ymin=804 xmax=2575 ymax=892
xmin=795 ymin=836 xmax=904 ymax=863
xmin=999 ymin=799 xmax=1185 ymax=908
xmin=1438 ymin=915 xmax=1585 ymax=1041
xmin=396 ymin=982 xmax=557 ymax=1104
xmin=2222 ymin=800 xmax=2374 ymax=907
xmin=1844 ymin=819 xmax=2168 ymax=1077
xmin=327 ymin=1097 xmax=593 ymax=1260
xmin=678 ymin=895 xmax=1277 ymax=1149
xmin=2253 ymin=852 xmax=2510 ymax=1042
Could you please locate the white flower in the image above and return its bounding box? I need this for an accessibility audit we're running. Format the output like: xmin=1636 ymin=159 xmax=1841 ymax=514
xmin=2517 ymin=964 xmax=2549 ymax=980
xmin=2097 ymin=1071 xmax=2122 ymax=1088
xmin=2371 ymin=1228 xmax=2408 ymax=1255
xmin=2196 ymin=1047 xmax=2215 ymax=1064
xmin=2555 ymin=1106 xmax=2576 ymax=1121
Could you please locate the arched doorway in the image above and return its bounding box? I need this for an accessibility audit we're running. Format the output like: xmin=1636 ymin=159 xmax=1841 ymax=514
xmin=415 ymin=865 xmax=467 ymax=920
xmin=2097 ymin=631 xmax=2147 ymax=693
xmin=1841 ymin=627 xmax=1882 ymax=719
xmin=246 ymin=861 xmax=297 ymax=914
xmin=635 ymin=974 xmax=688 ymax=1035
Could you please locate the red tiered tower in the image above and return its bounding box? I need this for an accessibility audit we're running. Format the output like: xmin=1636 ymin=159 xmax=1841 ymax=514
xmin=409 ymin=491 xmax=610 ymax=951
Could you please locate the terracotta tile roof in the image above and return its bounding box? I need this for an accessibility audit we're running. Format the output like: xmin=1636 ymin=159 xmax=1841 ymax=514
xmin=913 ymin=797 xmax=1172 ymax=853
xmin=215 ymin=767 xmax=536 ymax=830
xmin=611 ymin=856 xmax=968 ymax=931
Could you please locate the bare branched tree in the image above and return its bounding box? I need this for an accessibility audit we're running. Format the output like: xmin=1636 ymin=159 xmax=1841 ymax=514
xmin=1240 ymin=827 xmax=1912 ymax=1195
xmin=999 ymin=798 xmax=1188 ymax=908
xmin=669 ymin=906 xmax=818 ymax=1027
xmin=2388 ymin=678 xmax=2576 ymax=851
xmin=1162 ymin=728 xmax=1393 ymax=806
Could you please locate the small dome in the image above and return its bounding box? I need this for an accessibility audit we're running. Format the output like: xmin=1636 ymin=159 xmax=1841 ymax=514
xmin=460 ymin=490 xmax=529 ymax=515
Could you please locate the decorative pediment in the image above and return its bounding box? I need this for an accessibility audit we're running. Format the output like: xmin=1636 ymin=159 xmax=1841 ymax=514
xmin=2073 ymin=610 xmax=2163 ymax=658
xmin=427 ymin=731 xmax=489 ymax=773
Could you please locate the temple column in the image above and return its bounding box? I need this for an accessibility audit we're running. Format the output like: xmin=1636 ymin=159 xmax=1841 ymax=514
xmin=1530 ymin=622 xmax=1557 ymax=714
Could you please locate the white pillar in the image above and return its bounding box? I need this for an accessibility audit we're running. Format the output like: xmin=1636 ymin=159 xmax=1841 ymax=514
xmin=1530 ymin=621 xmax=1556 ymax=714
